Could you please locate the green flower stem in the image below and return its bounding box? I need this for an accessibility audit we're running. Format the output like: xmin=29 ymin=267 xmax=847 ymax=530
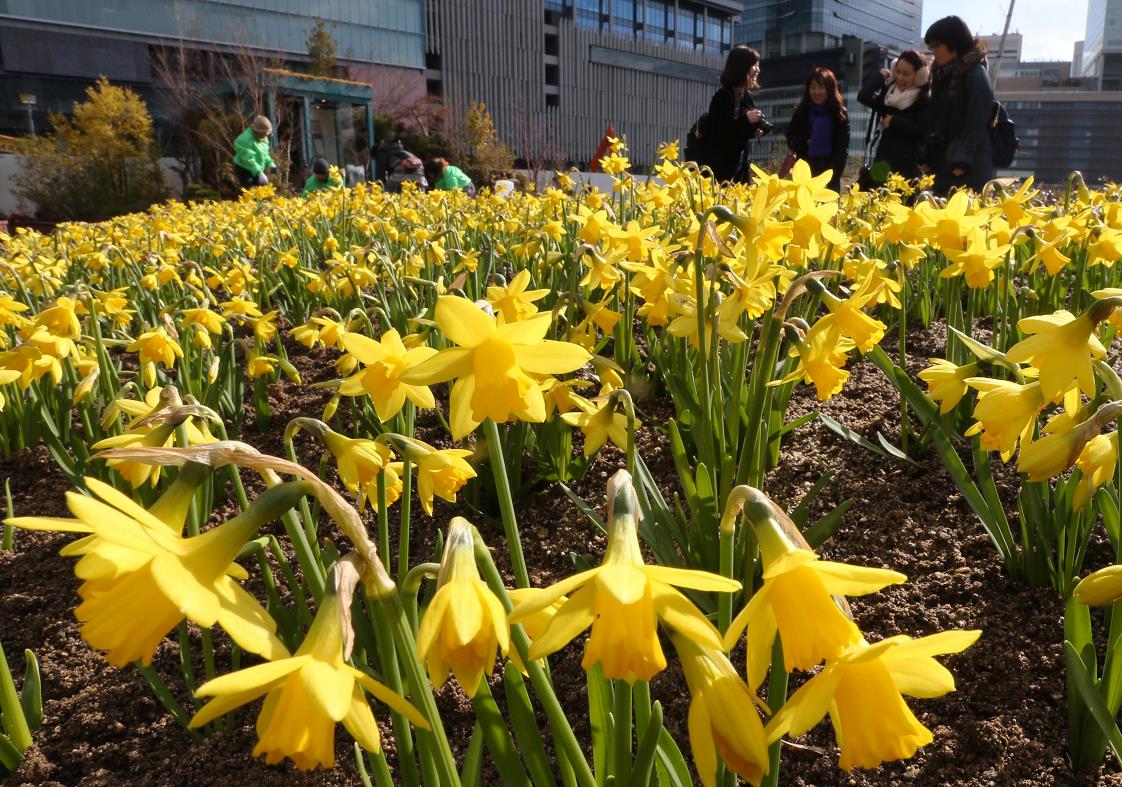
xmin=737 ymin=312 xmax=781 ymax=488
xmin=610 ymin=388 xmax=638 ymax=478
xmin=612 ymin=679 xmax=633 ymax=784
xmin=375 ymin=592 xmax=462 ymax=786
xmin=3 ymin=478 xmax=13 ymax=551
xmin=397 ymin=403 xmax=416 ymax=584
xmin=0 ymin=636 xmax=31 ymax=752
xmin=364 ymin=599 xmax=421 ymax=787
xmin=472 ymin=530 xmax=597 ymax=787
xmin=761 ymin=638 xmax=788 ymax=787
xmin=484 ymin=419 xmax=530 ymax=588
xmin=897 ymin=265 xmax=910 ymax=454
xmin=377 ymin=471 xmax=391 ymax=569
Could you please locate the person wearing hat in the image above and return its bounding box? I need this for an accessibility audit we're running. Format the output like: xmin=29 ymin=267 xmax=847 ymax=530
xmin=302 ymin=156 xmax=341 ymax=196
xmin=233 ymin=115 xmax=276 ymax=190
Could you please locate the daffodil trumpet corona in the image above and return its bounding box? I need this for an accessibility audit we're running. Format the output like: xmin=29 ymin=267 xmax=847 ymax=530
xmin=416 ymin=517 xmax=509 ymax=697
xmin=510 ymin=469 xmax=740 ymax=682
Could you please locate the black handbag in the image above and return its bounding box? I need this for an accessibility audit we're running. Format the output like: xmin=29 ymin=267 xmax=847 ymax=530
xmin=857 ymin=102 xmax=888 ymax=191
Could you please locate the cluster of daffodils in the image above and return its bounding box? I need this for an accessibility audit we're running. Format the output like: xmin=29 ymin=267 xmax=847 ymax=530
xmin=502 ymin=474 xmax=974 ymax=785
xmin=4 ymin=451 xmax=976 ymax=783
xmin=2 ymin=138 xmax=1120 ymax=784
xmin=919 ymin=295 xmax=1122 ymax=510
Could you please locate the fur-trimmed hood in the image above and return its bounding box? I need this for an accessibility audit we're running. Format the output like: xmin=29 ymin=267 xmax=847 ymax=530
xmin=932 ymin=45 xmax=988 ymax=85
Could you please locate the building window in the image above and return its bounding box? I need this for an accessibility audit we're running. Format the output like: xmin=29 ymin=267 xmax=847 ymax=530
xmin=546 ymin=93 xmax=560 ymax=108
xmin=677 ymin=7 xmax=698 ymax=48
xmin=545 ymin=63 xmax=560 ymax=85
xmin=645 ymin=0 xmax=666 ymax=42
xmin=612 ymin=0 xmax=635 ymax=36
xmin=705 ymin=16 xmax=722 ymax=53
xmin=544 ymin=0 xmax=573 ymax=18
xmin=576 ymin=0 xmax=600 ymax=30
xmin=545 ymin=32 xmax=560 ymax=55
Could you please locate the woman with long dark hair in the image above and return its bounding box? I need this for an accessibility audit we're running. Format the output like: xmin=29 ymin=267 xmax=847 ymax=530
xmin=785 ymin=67 xmax=850 ymax=192
xmin=688 ymin=45 xmax=768 ymax=182
xmin=923 ymin=15 xmax=994 ymax=193
xmin=857 ymin=50 xmax=930 ymax=182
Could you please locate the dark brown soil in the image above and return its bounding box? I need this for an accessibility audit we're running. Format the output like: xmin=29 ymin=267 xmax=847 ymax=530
xmin=3 ymin=327 xmax=1121 ymax=786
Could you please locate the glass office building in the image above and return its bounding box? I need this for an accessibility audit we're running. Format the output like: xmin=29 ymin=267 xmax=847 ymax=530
xmin=735 ymin=0 xmax=921 ymax=57
xmin=1082 ymin=0 xmax=1122 ymax=89
xmin=547 ymin=0 xmax=735 ymax=54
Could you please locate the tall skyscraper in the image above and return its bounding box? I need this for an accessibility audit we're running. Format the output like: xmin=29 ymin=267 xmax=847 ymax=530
xmin=1083 ymin=0 xmax=1122 ymax=88
xmin=734 ymin=0 xmax=921 ymax=57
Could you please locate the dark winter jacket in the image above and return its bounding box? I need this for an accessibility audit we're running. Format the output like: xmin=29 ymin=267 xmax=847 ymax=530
xmin=925 ymin=47 xmax=994 ymax=193
xmin=856 ymin=73 xmax=930 ymax=180
xmin=785 ymin=102 xmax=850 ymax=187
xmin=696 ymin=86 xmax=763 ymax=182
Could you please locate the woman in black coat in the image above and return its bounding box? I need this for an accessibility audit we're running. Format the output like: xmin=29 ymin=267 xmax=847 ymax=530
xmin=856 ymin=50 xmax=930 ymax=182
xmin=785 ymin=67 xmax=850 ymax=192
xmin=691 ymin=46 xmax=767 ymax=182
xmin=922 ymin=15 xmax=995 ymax=194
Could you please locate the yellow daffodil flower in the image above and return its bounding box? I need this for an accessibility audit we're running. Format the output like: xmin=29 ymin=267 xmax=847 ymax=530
xmin=560 ymin=393 xmax=637 ymax=457
xmin=807 ymin=278 xmax=885 ymax=353
xmin=1005 ymin=309 xmax=1106 ymax=403
xmin=940 ymin=229 xmax=1010 ymax=289
xmin=191 ymin=590 xmax=427 ymax=769
xmin=399 ymin=296 xmax=590 ymax=440
xmin=766 ymin=630 xmax=980 ymax=771
xmin=510 ymin=471 xmax=739 ymax=682
xmin=338 ymin=329 xmax=437 ymax=422
xmin=417 ymin=518 xmax=509 ymax=697
xmin=319 ymin=430 xmax=402 ymax=510
xmin=917 ymin=359 xmax=980 ymax=413
xmin=127 ymin=327 xmax=183 ymax=369
xmin=672 ymin=634 xmax=769 ymax=787
xmin=964 ymin=379 xmax=1044 ymax=461
xmin=7 ymin=477 xmax=302 ymax=666
xmin=486 ymin=269 xmax=549 ymax=323
xmin=723 ymin=507 xmax=905 ymax=689
xmin=770 ymin=323 xmax=854 ymax=401
xmin=1073 ymin=430 xmax=1119 ymax=509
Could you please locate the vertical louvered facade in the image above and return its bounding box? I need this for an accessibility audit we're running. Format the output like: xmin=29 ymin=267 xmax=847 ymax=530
xmin=426 ymin=0 xmax=740 ymax=168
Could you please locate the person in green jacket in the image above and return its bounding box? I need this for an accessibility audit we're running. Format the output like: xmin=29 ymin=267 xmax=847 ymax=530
xmin=302 ymin=157 xmax=341 ymax=196
xmin=429 ymin=157 xmax=475 ymax=195
xmin=233 ymin=115 xmax=276 ymax=190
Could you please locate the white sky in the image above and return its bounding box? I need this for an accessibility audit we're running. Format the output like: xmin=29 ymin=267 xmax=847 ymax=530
xmin=921 ymin=0 xmax=1088 ymax=62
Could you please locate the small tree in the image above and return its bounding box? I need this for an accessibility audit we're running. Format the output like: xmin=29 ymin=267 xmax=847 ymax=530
xmin=447 ymin=102 xmax=514 ymax=186
xmin=16 ymin=77 xmax=164 ymax=221
xmin=306 ymin=19 xmax=338 ymax=77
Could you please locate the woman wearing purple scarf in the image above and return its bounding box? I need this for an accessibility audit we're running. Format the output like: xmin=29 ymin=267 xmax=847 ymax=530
xmin=784 ymin=68 xmax=850 ymax=192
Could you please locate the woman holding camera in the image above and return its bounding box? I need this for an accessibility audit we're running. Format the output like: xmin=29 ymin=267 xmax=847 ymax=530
xmin=689 ymin=45 xmax=768 ymax=182
xmin=785 ymin=67 xmax=850 ymax=192
xmin=857 ymin=50 xmax=930 ymax=182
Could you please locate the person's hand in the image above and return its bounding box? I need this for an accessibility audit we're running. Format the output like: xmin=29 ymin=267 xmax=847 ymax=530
xmin=754 ymin=128 xmax=765 ymax=138
xmin=952 ymin=167 xmax=965 ymax=177
xmin=882 ymin=116 xmax=892 ymax=129
xmin=746 ymin=108 xmax=763 ymax=123
xmin=880 ymin=68 xmax=891 ymax=80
